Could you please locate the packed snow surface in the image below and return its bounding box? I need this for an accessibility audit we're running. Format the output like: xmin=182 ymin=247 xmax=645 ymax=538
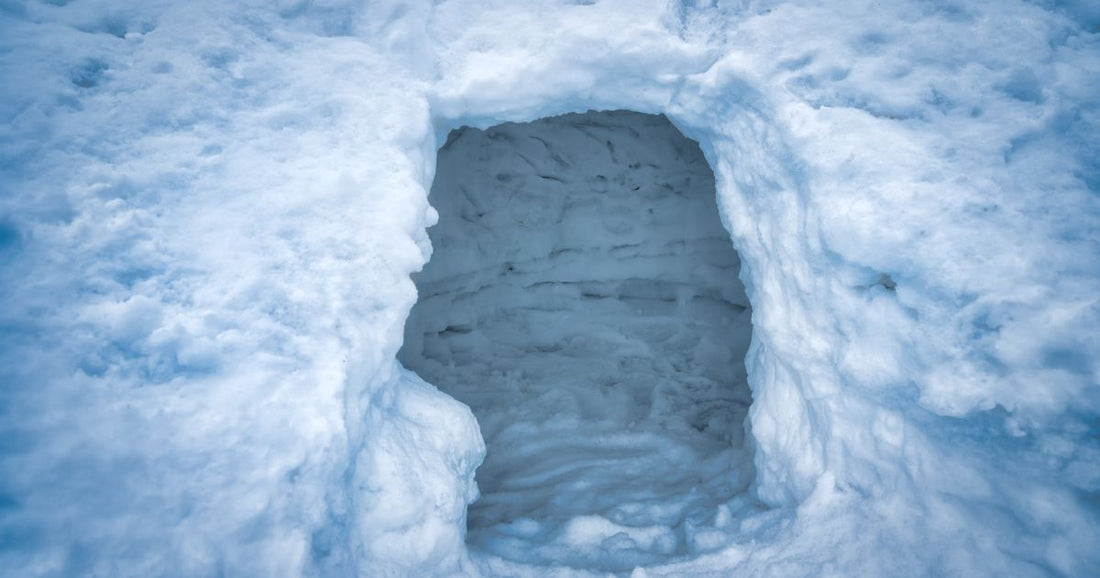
xmin=399 ymin=111 xmax=756 ymax=570
xmin=1 ymin=0 xmax=1098 ymax=576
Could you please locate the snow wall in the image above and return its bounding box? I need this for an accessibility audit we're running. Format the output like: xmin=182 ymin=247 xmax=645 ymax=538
xmin=0 ymin=0 xmax=1098 ymax=576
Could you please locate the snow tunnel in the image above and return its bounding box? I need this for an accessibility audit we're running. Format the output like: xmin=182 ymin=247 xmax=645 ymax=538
xmin=398 ymin=110 xmax=756 ymax=571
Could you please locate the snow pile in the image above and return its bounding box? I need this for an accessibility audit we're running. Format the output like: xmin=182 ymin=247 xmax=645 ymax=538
xmin=399 ymin=110 xmax=755 ymax=571
xmin=0 ymin=0 xmax=1098 ymax=576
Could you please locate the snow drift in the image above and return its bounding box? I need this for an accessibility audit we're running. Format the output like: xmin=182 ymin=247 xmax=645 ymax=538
xmin=0 ymin=0 xmax=1098 ymax=576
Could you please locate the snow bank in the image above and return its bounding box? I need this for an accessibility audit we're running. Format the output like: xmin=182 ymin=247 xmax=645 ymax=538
xmin=0 ymin=0 xmax=1097 ymax=576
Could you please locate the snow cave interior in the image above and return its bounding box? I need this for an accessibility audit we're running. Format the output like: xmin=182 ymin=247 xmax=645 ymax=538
xmin=399 ymin=110 xmax=757 ymax=570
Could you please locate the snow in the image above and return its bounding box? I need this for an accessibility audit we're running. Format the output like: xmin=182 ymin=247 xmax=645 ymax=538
xmin=1 ymin=0 xmax=1098 ymax=577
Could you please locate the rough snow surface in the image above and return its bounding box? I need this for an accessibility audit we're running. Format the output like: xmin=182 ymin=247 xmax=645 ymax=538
xmin=0 ymin=0 xmax=1098 ymax=576
xmin=399 ymin=111 xmax=756 ymax=571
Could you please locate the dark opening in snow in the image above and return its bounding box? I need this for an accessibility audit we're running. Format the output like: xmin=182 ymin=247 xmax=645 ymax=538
xmin=399 ymin=110 xmax=755 ymax=570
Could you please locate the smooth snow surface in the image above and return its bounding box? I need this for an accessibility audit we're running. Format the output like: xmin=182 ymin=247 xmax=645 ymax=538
xmin=1 ymin=0 xmax=1099 ymax=576
xmin=399 ymin=111 xmax=756 ymax=571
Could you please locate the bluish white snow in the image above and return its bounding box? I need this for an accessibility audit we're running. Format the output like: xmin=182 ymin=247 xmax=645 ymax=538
xmin=0 ymin=0 xmax=1098 ymax=576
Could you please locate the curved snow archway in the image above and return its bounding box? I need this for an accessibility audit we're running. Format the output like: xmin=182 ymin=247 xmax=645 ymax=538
xmin=399 ymin=110 xmax=758 ymax=570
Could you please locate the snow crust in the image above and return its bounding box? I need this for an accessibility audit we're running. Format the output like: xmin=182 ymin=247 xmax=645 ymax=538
xmin=1 ymin=0 xmax=1098 ymax=576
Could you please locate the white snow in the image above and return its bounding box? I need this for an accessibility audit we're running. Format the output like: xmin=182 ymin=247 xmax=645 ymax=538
xmin=0 ymin=0 xmax=1098 ymax=576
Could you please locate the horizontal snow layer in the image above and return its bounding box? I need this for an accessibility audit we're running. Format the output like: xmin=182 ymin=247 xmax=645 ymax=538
xmin=0 ymin=0 xmax=1097 ymax=576
xmin=399 ymin=111 xmax=757 ymax=571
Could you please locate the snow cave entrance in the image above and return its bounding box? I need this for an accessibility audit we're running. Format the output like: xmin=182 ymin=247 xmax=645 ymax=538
xmin=399 ymin=110 xmax=755 ymax=570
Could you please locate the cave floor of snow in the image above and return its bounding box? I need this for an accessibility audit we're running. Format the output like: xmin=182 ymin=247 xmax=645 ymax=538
xmin=452 ymin=312 xmax=757 ymax=571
